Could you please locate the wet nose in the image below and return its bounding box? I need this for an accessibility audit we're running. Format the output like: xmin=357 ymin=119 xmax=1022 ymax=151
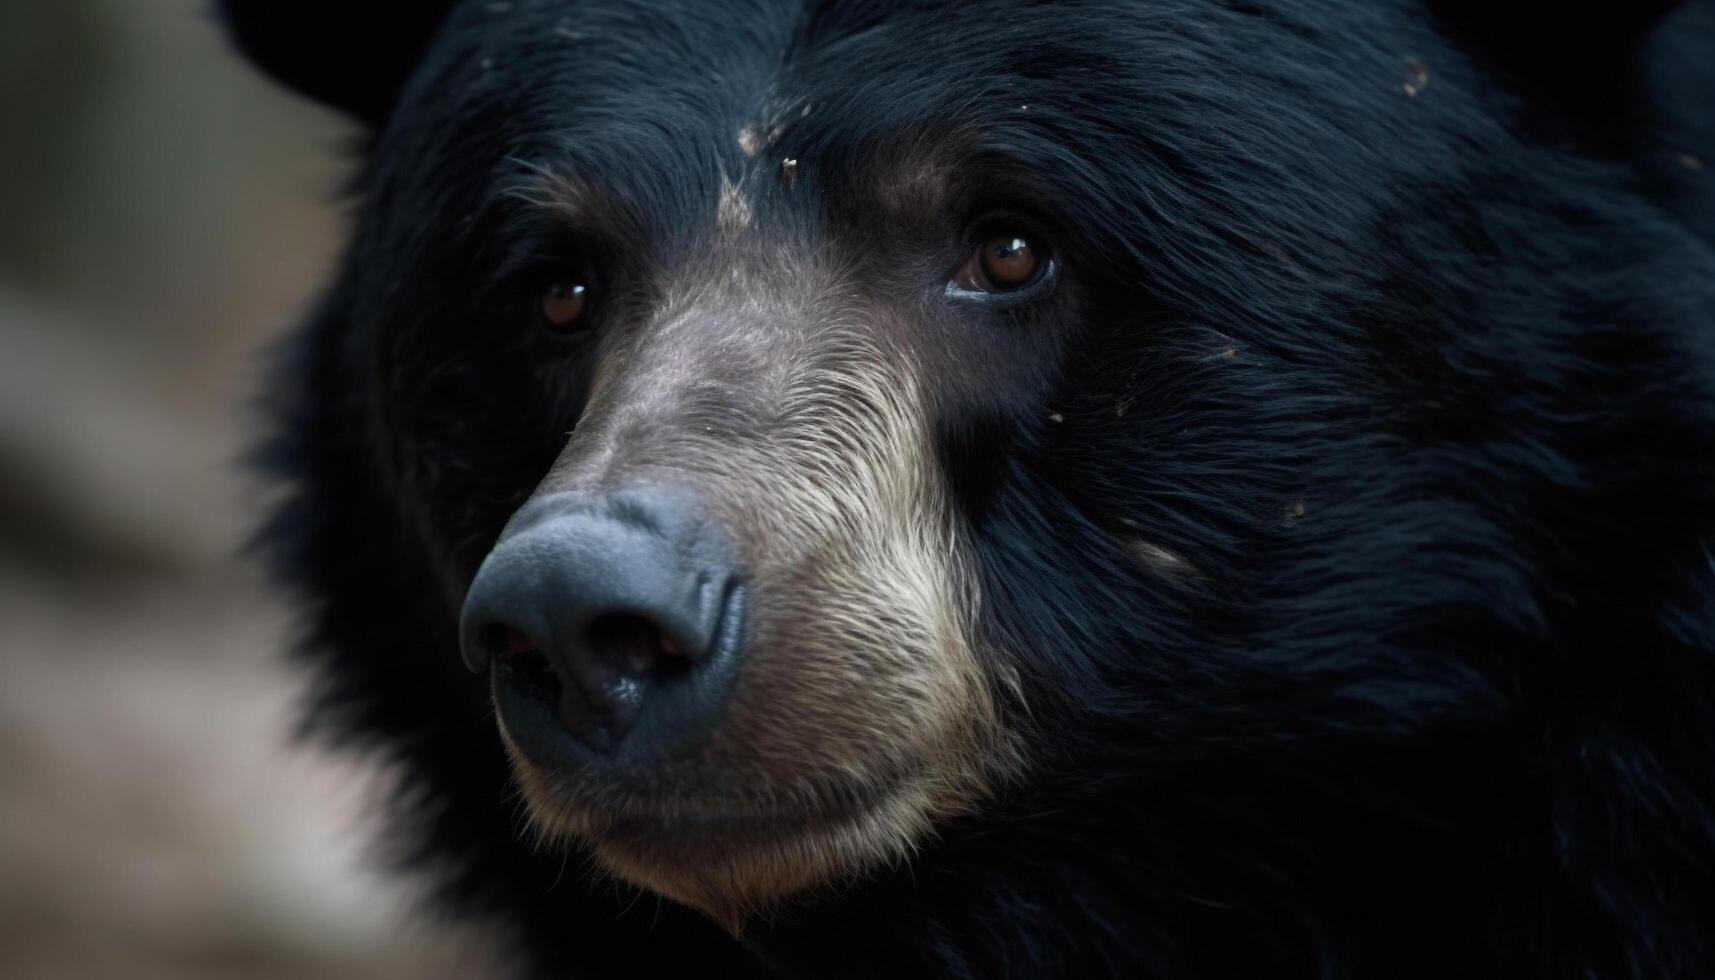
xmin=459 ymin=486 xmax=745 ymax=764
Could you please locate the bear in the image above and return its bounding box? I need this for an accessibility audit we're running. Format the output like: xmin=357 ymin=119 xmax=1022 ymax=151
xmin=221 ymin=0 xmax=1715 ymax=976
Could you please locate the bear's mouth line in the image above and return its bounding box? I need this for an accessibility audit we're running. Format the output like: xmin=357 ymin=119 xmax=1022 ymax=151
xmin=597 ymin=804 xmax=861 ymax=848
xmin=503 ymin=745 xmax=909 ymax=849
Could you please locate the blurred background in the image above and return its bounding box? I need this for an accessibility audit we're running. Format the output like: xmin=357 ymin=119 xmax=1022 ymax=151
xmin=0 ymin=2 xmax=505 ymax=976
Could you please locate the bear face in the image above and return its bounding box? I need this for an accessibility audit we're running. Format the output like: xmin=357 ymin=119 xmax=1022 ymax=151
xmin=228 ymin=0 xmax=1715 ymax=976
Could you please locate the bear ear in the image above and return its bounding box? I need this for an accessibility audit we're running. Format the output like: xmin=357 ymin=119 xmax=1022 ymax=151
xmin=216 ymin=1 xmax=460 ymax=124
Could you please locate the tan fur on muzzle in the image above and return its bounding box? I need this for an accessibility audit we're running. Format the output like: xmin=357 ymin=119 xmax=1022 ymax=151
xmin=498 ymin=243 xmax=1023 ymax=930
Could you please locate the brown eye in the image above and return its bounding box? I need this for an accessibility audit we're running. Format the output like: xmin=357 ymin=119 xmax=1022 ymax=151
xmin=952 ymin=233 xmax=1046 ymax=294
xmin=540 ymin=280 xmax=590 ymax=332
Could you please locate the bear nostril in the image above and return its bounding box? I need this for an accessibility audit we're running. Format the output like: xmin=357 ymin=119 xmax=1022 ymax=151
xmin=477 ymin=623 xmax=540 ymax=662
xmin=477 ymin=624 xmax=562 ymax=706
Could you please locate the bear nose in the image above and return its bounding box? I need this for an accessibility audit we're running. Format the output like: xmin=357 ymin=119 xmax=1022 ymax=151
xmin=458 ymin=487 xmax=745 ymax=762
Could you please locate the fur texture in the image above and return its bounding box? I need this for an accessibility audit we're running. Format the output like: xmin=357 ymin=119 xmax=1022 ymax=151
xmin=232 ymin=0 xmax=1715 ymax=976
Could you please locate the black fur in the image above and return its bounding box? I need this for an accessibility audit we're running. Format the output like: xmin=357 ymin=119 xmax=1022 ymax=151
xmin=234 ymin=0 xmax=1715 ymax=976
xmin=216 ymin=1 xmax=458 ymax=121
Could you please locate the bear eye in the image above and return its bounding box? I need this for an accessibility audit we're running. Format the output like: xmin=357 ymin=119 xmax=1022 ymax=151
xmin=539 ymin=279 xmax=591 ymax=333
xmin=949 ymin=231 xmax=1051 ymax=297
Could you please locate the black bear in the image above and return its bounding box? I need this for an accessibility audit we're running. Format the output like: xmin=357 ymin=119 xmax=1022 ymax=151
xmin=222 ymin=1 xmax=1715 ymax=976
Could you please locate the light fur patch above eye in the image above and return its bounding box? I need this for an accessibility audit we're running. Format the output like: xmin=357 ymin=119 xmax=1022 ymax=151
xmin=502 ymin=157 xmax=596 ymax=222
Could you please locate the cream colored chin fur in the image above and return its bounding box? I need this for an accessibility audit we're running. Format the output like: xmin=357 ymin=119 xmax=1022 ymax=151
xmin=500 ymin=715 xmax=1007 ymax=933
xmin=586 ymin=782 xmax=937 ymax=933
